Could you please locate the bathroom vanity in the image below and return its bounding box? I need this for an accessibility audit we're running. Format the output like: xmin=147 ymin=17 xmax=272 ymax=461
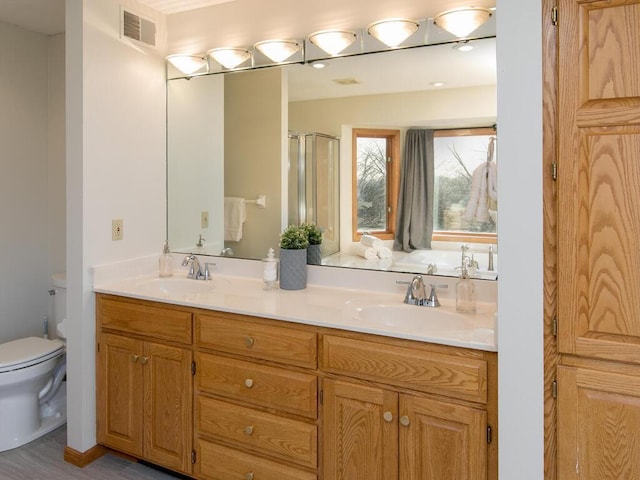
xmin=94 ymin=275 xmax=497 ymax=480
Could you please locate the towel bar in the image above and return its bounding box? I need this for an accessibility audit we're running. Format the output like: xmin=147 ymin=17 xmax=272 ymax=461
xmin=246 ymin=194 xmax=266 ymax=208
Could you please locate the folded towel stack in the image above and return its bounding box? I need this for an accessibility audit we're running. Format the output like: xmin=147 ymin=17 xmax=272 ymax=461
xmin=354 ymin=234 xmax=393 ymax=260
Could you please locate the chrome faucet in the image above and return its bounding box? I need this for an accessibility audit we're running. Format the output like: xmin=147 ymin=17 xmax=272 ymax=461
xmin=399 ymin=275 xmax=448 ymax=307
xmin=220 ymin=247 xmax=234 ymax=256
xmin=182 ymin=254 xmax=204 ymax=280
xmin=403 ymin=275 xmax=427 ymax=305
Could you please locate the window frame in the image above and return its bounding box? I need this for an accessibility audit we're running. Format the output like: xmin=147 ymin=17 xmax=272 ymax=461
xmin=351 ymin=128 xmax=400 ymax=241
xmin=432 ymin=127 xmax=497 ymax=244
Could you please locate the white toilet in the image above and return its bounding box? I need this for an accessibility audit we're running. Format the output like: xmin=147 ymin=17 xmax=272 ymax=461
xmin=0 ymin=273 xmax=68 ymax=452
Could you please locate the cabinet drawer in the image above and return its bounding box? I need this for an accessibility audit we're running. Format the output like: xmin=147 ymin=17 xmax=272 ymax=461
xmin=197 ymin=353 xmax=317 ymax=418
xmin=98 ymin=297 xmax=192 ymax=344
xmin=322 ymin=335 xmax=488 ymax=404
xmin=196 ymin=313 xmax=317 ymax=368
xmin=197 ymin=396 xmax=317 ymax=468
xmin=196 ymin=439 xmax=317 ymax=480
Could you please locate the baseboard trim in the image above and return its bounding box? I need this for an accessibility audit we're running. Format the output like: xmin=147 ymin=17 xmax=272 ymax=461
xmin=63 ymin=444 xmax=109 ymax=468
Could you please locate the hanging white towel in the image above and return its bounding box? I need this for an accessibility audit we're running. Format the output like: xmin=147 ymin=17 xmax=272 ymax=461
xmin=224 ymin=197 xmax=246 ymax=242
xmin=464 ymin=162 xmax=497 ymax=222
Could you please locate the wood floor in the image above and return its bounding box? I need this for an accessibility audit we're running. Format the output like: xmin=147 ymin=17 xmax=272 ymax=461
xmin=0 ymin=427 xmax=181 ymax=479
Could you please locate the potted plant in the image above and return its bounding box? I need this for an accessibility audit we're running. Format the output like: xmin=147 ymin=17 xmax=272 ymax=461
xmin=279 ymin=225 xmax=309 ymax=290
xmin=301 ymin=223 xmax=323 ymax=265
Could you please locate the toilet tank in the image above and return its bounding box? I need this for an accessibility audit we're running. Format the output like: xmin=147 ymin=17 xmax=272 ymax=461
xmin=51 ymin=272 xmax=66 ymax=339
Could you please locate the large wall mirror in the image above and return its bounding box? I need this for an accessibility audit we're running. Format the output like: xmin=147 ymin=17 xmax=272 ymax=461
xmin=167 ymin=37 xmax=497 ymax=279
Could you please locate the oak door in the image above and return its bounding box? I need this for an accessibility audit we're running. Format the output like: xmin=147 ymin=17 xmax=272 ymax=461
xmin=399 ymin=394 xmax=487 ymax=480
xmin=143 ymin=341 xmax=193 ymax=474
xmin=322 ymin=379 xmax=398 ymax=480
xmin=558 ymin=365 xmax=640 ymax=478
xmin=557 ymin=0 xmax=640 ymax=363
xmin=96 ymin=333 xmax=144 ymax=456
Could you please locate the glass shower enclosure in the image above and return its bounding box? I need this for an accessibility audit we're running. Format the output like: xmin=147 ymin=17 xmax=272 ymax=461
xmin=288 ymin=132 xmax=340 ymax=257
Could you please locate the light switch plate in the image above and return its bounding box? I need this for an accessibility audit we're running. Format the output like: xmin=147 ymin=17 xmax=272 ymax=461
xmin=201 ymin=211 xmax=209 ymax=229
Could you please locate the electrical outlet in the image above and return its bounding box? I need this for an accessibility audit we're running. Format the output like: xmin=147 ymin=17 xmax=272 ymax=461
xmin=201 ymin=211 xmax=209 ymax=229
xmin=112 ymin=219 xmax=123 ymax=241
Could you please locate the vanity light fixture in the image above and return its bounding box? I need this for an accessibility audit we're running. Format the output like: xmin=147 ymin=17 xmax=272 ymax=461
xmin=254 ymin=39 xmax=301 ymax=63
xmin=433 ymin=7 xmax=492 ymax=38
xmin=453 ymin=40 xmax=474 ymax=52
xmin=207 ymin=47 xmax=252 ymax=69
xmin=367 ymin=18 xmax=419 ymax=47
xmin=308 ymin=29 xmax=357 ymax=56
xmin=165 ymin=54 xmax=208 ymax=75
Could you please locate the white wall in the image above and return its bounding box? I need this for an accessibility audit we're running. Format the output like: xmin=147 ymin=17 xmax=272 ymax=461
xmin=0 ymin=21 xmax=64 ymax=343
xmin=65 ymin=0 xmax=167 ymax=451
xmin=48 ymin=33 xmax=67 ymax=280
xmin=496 ymin=0 xmax=544 ymax=477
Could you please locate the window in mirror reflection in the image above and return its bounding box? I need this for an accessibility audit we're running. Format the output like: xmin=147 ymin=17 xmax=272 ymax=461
xmin=352 ymin=129 xmax=400 ymax=240
xmin=433 ymin=127 xmax=497 ymax=243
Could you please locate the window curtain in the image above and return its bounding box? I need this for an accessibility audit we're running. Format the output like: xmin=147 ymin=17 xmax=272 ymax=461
xmin=393 ymin=129 xmax=434 ymax=251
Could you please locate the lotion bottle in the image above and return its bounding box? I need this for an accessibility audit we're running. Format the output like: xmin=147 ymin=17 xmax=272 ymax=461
xmin=456 ymin=258 xmax=476 ymax=313
xmin=262 ymin=248 xmax=278 ymax=290
xmin=159 ymin=242 xmax=173 ymax=278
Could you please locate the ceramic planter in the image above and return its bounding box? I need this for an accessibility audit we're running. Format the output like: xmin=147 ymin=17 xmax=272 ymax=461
xmin=279 ymin=248 xmax=307 ymax=290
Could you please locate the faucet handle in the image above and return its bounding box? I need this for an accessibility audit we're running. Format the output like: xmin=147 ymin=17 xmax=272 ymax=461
xmin=203 ymin=262 xmax=216 ymax=280
xmin=425 ymin=284 xmax=448 ymax=307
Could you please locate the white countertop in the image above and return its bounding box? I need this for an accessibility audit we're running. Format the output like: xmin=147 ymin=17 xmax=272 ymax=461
xmin=94 ymin=273 xmax=497 ymax=352
xmin=94 ymin=275 xmax=497 ymax=351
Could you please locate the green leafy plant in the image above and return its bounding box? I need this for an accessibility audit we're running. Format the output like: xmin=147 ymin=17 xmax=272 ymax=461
xmin=280 ymin=225 xmax=309 ymax=250
xmin=301 ymin=223 xmax=323 ymax=245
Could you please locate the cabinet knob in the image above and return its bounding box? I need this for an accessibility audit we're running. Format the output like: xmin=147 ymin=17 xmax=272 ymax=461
xmin=383 ymin=411 xmax=393 ymax=423
xmin=400 ymin=415 xmax=410 ymax=427
xmin=141 ymin=356 xmax=149 ymax=365
xmin=245 ymin=336 xmax=255 ymax=347
xmin=245 ymin=473 xmax=254 ymax=480
xmin=244 ymin=425 xmax=254 ymax=436
xmin=244 ymin=378 xmax=254 ymax=388
xmin=130 ymin=354 xmax=139 ymax=363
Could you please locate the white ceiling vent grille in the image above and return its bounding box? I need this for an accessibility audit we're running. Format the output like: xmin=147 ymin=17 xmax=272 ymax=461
xmin=121 ymin=7 xmax=157 ymax=47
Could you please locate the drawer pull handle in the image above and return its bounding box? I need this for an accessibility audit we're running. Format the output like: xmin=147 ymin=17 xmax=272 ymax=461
xmin=245 ymin=336 xmax=255 ymax=347
xmin=131 ymin=354 xmax=139 ymax=363
xmin=383 ymin=411 xmax=393 ymax=422
xmin=245 ymin=473 xmax=254 ymax=480
xmin=244 ymin=425 xmax=254 ymax=436
xmin=400 ymin=415 xmax=410 ymax=427
xmin=244 ymin=378 xmax=254 ymax=388
xmin=141 ymin=356 xmax=149 ymax=365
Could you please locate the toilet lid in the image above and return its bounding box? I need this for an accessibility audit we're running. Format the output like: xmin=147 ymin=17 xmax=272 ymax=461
xmin=0 ymin=337 xmax=65 ymax=373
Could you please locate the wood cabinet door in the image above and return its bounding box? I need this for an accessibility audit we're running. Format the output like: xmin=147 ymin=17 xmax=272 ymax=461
xmin=558 ymin=365 xmax=640 ymax=479
xmin=399 ymin=395 xmax=487 ymax=480
xmin=143 ymin=341 xmax=193 ymax=474
xmin=96 ymin=333 xmax=143 ymax=456
xmin=557 ymin=0 xmax=640 ymax=363
xmin=322 ymin=379 xmax=398 ymax=480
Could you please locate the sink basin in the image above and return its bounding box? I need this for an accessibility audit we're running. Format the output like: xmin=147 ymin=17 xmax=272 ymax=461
xmin=351 ymin=303 xmax=470 ymax=331
xmin=342 ymin=298 xmax=496 ymax=348
xmin=130 ymin=277 xmax=217 ymax=296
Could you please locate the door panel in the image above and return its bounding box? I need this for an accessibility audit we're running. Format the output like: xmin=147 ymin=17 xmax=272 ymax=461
xmin=322 ymin=379 xmax=398 ymax=480
xmin=558 ymin=0 xmax=640 ymax=363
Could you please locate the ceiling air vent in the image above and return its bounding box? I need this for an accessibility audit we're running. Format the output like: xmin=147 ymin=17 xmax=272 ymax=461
xmin=121 ymin=7 xmax=157 ymax=47
xmin=332 ymin=78 xmax=362 ymax=85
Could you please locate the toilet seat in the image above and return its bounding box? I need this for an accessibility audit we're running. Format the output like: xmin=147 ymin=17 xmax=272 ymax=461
xmin=0 ymin=337 xmax=65 ymax=373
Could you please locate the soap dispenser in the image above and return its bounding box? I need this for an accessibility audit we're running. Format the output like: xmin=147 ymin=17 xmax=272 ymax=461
xmin=159 ymin=242 xmax=173 ymax=278
xmin=456 ymin=258 xmax=476 ymax=313
xmin=262 ymin=248 xmax=278 ymax=290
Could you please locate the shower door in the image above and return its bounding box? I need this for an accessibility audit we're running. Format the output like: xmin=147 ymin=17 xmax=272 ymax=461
xmin=288 ymin=132 xmax=339 ymax=257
